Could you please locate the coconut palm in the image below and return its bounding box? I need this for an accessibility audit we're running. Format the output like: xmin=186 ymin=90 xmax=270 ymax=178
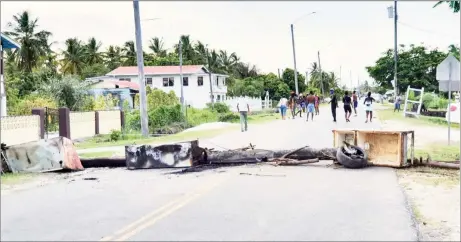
xmin=104 ymin=45 xmax=123 ymax=70
xmin=148 ymin=37 xmax=167 ymax=57
xmin=4 ymin=11 xmax=52 ymax=73
xmin=60 ymin=38 xmax=85 ymax=75
xmin=218 ymin=50 xmax=239 ymax=74
xmin=84 ymin=37 xmax=103 ymax=65
xmin=433 ymin=1 xmax=460 ymax=13
xmin=174 ymin=35 xmax=197 ymax=63
xmin=122 ymin=41 xmax=137 ymax=66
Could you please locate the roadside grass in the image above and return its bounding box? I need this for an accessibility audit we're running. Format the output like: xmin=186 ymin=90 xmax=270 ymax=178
xmin=376 ymin=108 xmax=459 ymax=129
xmin=414 ymin=142 xmax=460 ymax=162
xmin=79 ymin=151 xmax=122 ymax=158
xmin=76 ymin=112 xmax=279 ymax=150
xmin=397 ymin=166 xmax=460 ymax=187
xmin=1 ymin=173 xmax=37 ymax=187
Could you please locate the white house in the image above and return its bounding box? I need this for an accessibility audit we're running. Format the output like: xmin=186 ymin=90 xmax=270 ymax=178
xmin=89 ymin=65 xmax=228 ymax=109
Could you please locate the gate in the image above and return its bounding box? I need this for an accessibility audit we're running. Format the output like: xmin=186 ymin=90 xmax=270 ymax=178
xmin=45 ymin=107 xmax=59 ymax=139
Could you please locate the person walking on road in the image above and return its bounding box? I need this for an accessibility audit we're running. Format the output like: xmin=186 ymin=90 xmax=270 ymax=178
xmin=328 ymin=88 xmax=339 ymax=122
xmin=343 ymin=91 xmax=353 ymax=122
xmin=352 ymin=90 xmax=358 ymax=116
xmin=394 ymin=95 xmax=401 ymax=112
xmin=277 ymin=97 xmax=288 ymax=120
xmin=237 ymin=99 xmax=250 ymax=132
xmin=364 ymin=92 xmax=376 ymax=123
xmin=305 ymin=91 xmax=316 ymax=121
xmin=314 ymin=94 xmax=320 ymax=115
xmin=289 ymin=91 xmax=298 ymax=119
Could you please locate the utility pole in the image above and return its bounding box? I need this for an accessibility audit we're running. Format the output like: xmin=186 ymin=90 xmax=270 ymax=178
xmin=388 ymin=1 xmax=398 ymax=98
xmin=317 ymin=51 xmax=324 ymax=97
xmin=290 ymin=24 xmax=299 ymax=94
xmin=179 ymin=39 xmax=185 ymax=115
xmin=339 ymin=66 xmax=342 ymax=82
xmin=132 ymin=0 xmax=149 ymax=137
xmin=206 ymin=48 xmax=214 ymax=109
xmin=278 ymin=68 xmax=281 ymax=79
xmin=305 ymin=71 xmax=309 ymax=85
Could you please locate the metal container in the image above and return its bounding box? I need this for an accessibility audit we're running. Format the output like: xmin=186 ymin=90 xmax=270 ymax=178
xmin=333 ymin=129 xmax=415 ymax=168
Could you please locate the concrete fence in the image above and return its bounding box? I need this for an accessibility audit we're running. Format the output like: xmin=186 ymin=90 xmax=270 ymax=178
xmin=0 ymin=115 xmax=41 ymax=146
xmin=29 ymin=108 xmax=124 ymax=141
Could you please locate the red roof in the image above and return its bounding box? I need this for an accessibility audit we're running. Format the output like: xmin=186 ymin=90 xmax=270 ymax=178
xmin=108 ymin=80 xmax=140 ymax=90
xmin=107 ymin=65 xmax=207 ymax=76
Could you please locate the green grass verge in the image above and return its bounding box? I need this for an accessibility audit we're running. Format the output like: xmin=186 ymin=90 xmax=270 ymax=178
xmin=376 ymin=108 xmax=460 ymax=129
xmin=1 ymin=173 xmax=37 ymax=186
xmin=414 ymin=142 xmax=460 ymax=162
xmin=79 ymin=151 xmax=121 ymax=159
xmin=76 ymin=112 xmax=279 ymax=150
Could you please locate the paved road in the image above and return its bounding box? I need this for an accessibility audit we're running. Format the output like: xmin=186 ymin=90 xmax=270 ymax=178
xmin=1 ymin=106 xmax=419 ymax=241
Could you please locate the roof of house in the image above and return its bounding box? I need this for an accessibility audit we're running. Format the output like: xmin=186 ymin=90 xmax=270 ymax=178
xmin=109 ymin=80 xmax=140 ymax=90
xmin=106 ymin=65 xmax=209 ymax=76
xmin=1 ymin=33 xmax=21 ymax=49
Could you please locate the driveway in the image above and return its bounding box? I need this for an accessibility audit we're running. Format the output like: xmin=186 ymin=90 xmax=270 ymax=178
xmin=1 ymin=106 xmax=419 ymax=241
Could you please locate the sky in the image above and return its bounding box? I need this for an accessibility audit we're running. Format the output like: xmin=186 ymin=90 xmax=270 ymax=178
xmin=1 ymin=1 xmax=460 ymax=88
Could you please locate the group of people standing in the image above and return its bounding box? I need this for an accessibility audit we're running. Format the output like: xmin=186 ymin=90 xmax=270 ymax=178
xmin=278 ymin=89 xmax=376 ymax=123
xmin=277 ymin=91 xmax=320 ymax=121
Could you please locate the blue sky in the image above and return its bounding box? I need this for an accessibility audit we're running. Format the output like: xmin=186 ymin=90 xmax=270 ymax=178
xmin=1 ymin=1 xmax=459 ymax=87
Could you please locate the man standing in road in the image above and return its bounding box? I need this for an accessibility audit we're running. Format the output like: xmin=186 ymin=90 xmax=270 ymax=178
xmin=237 ymin=99 xmax=250 ymax=132
xmin=352 ymin=90 xmax=358 ymax=116
xmin=289 ymin=91 xmax=298 ymax=119
xmin=314 ymin=94 xmax=320 ymax=115
xmin=305 ymin=91 xmax=316 ymax=122
xmin=328 ymin=88 xmax=339 ymax=122
xmin=343 ymin=91 xmax=353 ymax=122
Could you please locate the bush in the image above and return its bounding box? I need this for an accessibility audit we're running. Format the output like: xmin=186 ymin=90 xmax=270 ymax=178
xmin=10 ymin=94 xmax=57 ymax=115
xmin=148 ymin=104 xmax=184 ymax=129
xmin=218 ymin=112 xmax=240 ymax=122
xmin=422 ymin=93 xmax=435 ymax=108
xmin=186 ymin=107 xmax=218 ymax=126
xmin=94 ymin=94 xmax=118 ymax=110
xmin=206 ymin=102 xmax=230 ymax=114
xmin=109 ymin=129 xmax=122 ymax=141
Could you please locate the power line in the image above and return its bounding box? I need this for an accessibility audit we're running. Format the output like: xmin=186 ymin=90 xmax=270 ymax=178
xmin=397 ymin=21 xmax=459 ymax=39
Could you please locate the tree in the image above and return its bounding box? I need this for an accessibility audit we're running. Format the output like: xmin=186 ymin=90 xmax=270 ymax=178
xmin=4 ymin=11 xmax=52 ymax=73
xmin=282 ymin=68 xmax=306 ymax=93
xmin=122 ymin=41 xmax=137 ymax=66
xmin=39 ymin=75 xmax=90 ymax=111
xmin=104 ymin=45 xmax=123 ymax=70
xmin=84 ymin=37 xmax=103 ymax=65
xmin=366 ymin=44 xmax=448 ymax=93
xmin=148 ymin=37 xmax=167 ymax=57
xmin=434 ymin=1 xmax=460 ymax=13
xmin=61 ymin=38 xmax=86 ymax=75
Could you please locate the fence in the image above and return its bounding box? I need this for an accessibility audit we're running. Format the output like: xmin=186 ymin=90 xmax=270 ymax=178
xmin=0 ymin=115 xmax=41 ymax=146
xmin=220 ymin=96 xmax=273 ymax=112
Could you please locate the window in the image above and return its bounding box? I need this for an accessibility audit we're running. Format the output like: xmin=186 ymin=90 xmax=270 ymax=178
xmin=163 ymin=77 xmax=174 ymax=87
xmin=217 ymin=95 xmax=221 ymax=101
xmin=146 ymin=77 xmax=152 ymax=85
xmin=183 ymin=77 xmax=189 ymax=86
xmin=197 ymin=76 xmax=204 ymax=86
xmin=119 ymin=78 xmax=131 ymax=82
xmin=215 ymin=76 xmax=219 ymax=86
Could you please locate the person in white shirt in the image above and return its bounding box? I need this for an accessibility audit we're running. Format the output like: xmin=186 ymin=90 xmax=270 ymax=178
xmin=278 ymin=97 xmax=288 ymax=120
xmin=237 ymin=100 xmax=250 ymax=132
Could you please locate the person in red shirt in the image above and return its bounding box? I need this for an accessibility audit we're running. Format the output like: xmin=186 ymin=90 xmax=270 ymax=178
xmin=314 ymin=94 xmax=320 ymax=115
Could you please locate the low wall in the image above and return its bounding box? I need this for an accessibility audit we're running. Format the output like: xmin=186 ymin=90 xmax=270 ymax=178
xmin=69 ymin=111 xmax=96 ymax=140
xmin=1 ymin=115 xmax=40 ymax=146
xmin=98 ymin=110 xmax=121 ymax=134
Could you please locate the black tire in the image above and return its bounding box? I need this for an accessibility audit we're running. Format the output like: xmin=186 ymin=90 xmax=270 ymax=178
xmin=336 ymin=145 xmax=368 ymax=169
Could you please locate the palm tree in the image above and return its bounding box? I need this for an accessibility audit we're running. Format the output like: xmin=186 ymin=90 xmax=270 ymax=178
xmin=218 ymin=50 xmax=239 ymax=74
xmin=122 ymin=41 xmax=137 ymax=66
xmin=174 ymin=35 xmax=196 ymax=63
xmin=433 ymin=1 xmax=460 ymax=13
xmin=4 ymin=11 xmax=52 ymax=73
xmin=61 ymin=38 xmax=85 ymax=75
xmin=104 ymin=45 xmax=122 ymax=70
xmin=84 ymin=37 xmax=103 ymax=65
xmin=233 ymin=62 xmax=258 ymax=79
xmin=193 ymin=41 xmax=208 ymax=64
xmin=148 ymin=37 xmax=167 ymax=57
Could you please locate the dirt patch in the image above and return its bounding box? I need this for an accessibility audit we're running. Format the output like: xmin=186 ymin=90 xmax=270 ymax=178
xmin=397 ymin=167 xmax=460 ymax=241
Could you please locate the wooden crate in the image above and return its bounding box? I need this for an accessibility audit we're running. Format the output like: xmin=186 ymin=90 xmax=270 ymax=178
xmin=332 ymin=129 xmax=415 ymax=168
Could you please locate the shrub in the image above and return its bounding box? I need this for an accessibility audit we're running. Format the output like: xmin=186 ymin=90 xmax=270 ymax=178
xmin=125 ymin=110 xmax=141 ymax=131
xmin=206 ymin=102 xmax=230 ymax=114
xmin=109 ymin=129 xmax=122 ymax=141
xmin=186 ymin=107 xmax=218 ymax=126
xmin=218 ymin=112 xmax=240 ymax=122
xmin=10 ymin=94 xmax=57 ymax=115
xmin=148 ymin=104 xmax=184 ymax=129
xmin=94 ymin=94 xmax=118 ymax=110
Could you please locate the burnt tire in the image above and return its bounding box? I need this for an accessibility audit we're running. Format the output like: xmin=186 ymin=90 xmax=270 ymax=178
xmin=336 ymin=145 xmax=368 ymax=169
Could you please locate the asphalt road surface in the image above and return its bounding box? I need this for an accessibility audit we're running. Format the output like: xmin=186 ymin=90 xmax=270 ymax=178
xmin=1 ymin=105 xmax=419 ymax=241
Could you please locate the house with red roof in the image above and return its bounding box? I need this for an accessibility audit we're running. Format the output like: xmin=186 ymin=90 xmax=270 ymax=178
xmin=87 ymin=64 xmax=228 ymax=109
